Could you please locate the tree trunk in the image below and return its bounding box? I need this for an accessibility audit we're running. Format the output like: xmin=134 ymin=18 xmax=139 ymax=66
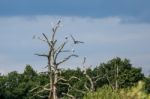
xmin=115 ymin=63 xmax=118 ymax=90
xmin=52 ymin=70 xmax=58 ymax=99
xmin=35 ymin=21 xmax=79 ymax=99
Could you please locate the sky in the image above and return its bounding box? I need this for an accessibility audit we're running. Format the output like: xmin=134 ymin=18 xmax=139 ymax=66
xmin=0 ymin=0 xmax=150 ymax=75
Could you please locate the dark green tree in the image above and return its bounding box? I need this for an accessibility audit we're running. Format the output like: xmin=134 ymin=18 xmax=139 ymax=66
xmin=0 ymin=71 xmax=22 ymax=99
xmin=0 ymin=65 xmax=40 ymax=99
xmin=144 ymin=76 xmax=150 ymax=93
xmin=93 ymin=57 xmax=144 ymax=90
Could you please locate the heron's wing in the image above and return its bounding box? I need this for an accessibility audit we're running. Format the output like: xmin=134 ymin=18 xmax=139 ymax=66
xmin=78 ymin=41 xmax=84 ymax=43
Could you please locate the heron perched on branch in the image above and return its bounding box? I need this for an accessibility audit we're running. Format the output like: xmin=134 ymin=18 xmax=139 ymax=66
xmin=70 ymin=35 xmax=84 ymax=44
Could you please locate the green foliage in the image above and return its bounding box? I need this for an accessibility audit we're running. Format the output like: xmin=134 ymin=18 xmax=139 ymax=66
xmin=144 ymin=77 xmax=150 ymax=93
xmin=84 ymin=81 xmax=150 ymax=99
xmin=0 ymin=65 xmax=41 ymax=99
xmin=23 ymin=65 xmax=37 ymax=80
xmin=0 ymin=71 xmax=24 ymax=99
xmin=94 ymin=57 xmax=144 ymax=89
xmin=0 ymin=57 xmax=148 ymax=99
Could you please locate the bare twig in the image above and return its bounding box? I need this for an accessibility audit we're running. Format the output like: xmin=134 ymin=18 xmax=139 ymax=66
xmin=35 ymin=53 xmax=48 ymax=57
xmin=42 ymin=33 xmax=52 ymax=48
xmin=30 ymin=86 xmax=41 ymax=92
xmin=106 ymin=75 xmax=115 ymax=90
xmin=57 ymin=77 xmax=67 ymax=82
xmin=52 ymin=20 xmax=61 ymax=41
xmin=82 ymin=57 xmax=94 ymax=91
xmin=54 ymin=41 xmax=68 ymax=61
xmin=62 ymin=92 xmax=75 ymax=99
xmin=68 ymin=76 xmax=80 ymax=81
xmin=102 ymin=64 xmax=115 ymax=90
xmin=84 ymin=82 xmax=90 ymax=91
xmin=71 ymin=87 xmax=86 ymax=94
xmin=85 ymin=73 xmax=94 ymax=91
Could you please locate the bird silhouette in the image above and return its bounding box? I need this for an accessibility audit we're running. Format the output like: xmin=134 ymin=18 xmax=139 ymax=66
xmin=82 ymin=57 xmax=86 ymax=65
xmin=65 ymin=36 xmax=68 ymax=40
xmin=70 ymin=35 xmax=84 ymax=44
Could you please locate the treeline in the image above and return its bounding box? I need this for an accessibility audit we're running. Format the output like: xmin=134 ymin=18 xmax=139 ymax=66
xmin=0 ymin=57 xmax=150 ymax=99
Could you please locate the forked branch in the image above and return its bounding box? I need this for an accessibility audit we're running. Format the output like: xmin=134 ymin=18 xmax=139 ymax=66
xmin=42 ymin=33 xmax=52 ymax=48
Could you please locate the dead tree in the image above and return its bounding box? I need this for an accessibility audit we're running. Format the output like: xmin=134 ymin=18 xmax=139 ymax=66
xmin=82 ymin=57 xmax=105 ymax=92
xmin=101 ymin=62 xmax=119 ymax=91
xmin=31 ymin=21 xmax=80 ymax=99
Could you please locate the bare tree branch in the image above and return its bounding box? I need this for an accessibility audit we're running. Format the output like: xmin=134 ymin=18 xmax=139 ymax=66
xmin=30 ymin=83 xmax=51 ymax=92
xmin=58 ymin=82 xmax=86 ymax=94
xmin=35 ymin=53 xmax=48 ymax=57
xmin=32 ymin=90 xmax=49 ymax=98
xmin=102 ymin=64 xmax=115 ymax=90
xmin=62 ymin=92 xmax=75 ymax=99
xmin=94 ymin=77 xmax=104 ymax=83
xmin=84 ymin=82 xmax=90 ymax=91
xmin=82 ymin=57 xmax=95 ymax=92
xmin=33 ymin=89 xmax=49 ymax=96
xmin=71 ymin=87 xmax=86 ymax=94
xmin=62 ymin=87 xmax=75 ymax=99
xmin=68 ymin=76 xmax=80 ymax=81
xmin=30 ymin=86 xmax=41 ymax=92
xmin=57 ymin=77 xmax=67 ymax=82
xmin=58 ymin=76 xmax=80 ymax=83
xmin=54 ymin=41 xmax=68 ymax=61
xmin=106 ymin=75 xmax=115 ymax=90
xmin=52 ymin=20 xmax=61 ymax=41
xmin=42 ymin=33 xmax=52 ymax=48
xmin=60 ymin=50 xmax=72 ymax=52
xmin=85 ymin=73 xmax=94 ymax=91
xmin=44 ymin=88 xmax=51 ymax=91
xmin=31 ymin=83 xmax=52 ymax=98
xmin=57 ymin=54 xmax=78 ymax=66
xmin=43 ymin=83 xmax=51 ymax=88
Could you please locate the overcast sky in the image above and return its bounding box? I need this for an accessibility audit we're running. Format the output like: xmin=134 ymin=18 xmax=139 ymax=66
xmin=0 ymin=0 xmax=150 ymax=75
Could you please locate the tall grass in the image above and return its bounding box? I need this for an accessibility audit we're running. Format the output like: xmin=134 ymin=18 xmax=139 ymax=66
xmin=120 ymin=81 xmax=150 ymax=99
xmin=84 ymin=81 xmax=150 ymax=99
xmin=83 ymin=85 xmax=120 ymax=99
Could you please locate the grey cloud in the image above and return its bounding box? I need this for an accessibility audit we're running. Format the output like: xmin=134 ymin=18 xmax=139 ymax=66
xmin=0 ymin=16 xmax=150 ymax=75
